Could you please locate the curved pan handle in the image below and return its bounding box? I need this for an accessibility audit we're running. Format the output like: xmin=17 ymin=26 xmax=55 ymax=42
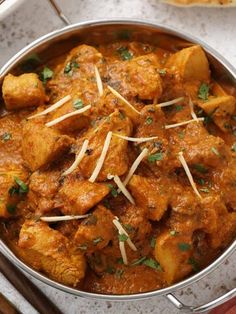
xmin=165 ymin=288 xmax=236 ymax=313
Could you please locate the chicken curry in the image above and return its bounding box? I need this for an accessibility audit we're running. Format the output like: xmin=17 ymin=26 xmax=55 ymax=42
xmin=0 ymin=39 xmax=236 ymax=294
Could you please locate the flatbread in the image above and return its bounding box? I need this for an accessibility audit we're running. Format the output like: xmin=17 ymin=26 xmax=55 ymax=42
xmin=162 ymin=0 xmax=236 ymax=6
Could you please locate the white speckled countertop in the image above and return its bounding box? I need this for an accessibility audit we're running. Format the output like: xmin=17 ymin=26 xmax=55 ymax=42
xmin=0 ymin=1 xmax=235 ymax=313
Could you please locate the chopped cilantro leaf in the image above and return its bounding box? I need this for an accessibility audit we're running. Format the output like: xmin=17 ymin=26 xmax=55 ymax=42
xmin=118 ymin=234 xmax=128 ymax=242
xmin=193 ymin=164 xmax=208 ymax=174
xmin=106 ymin=266 xmax=115 ymax=274
xmin=175 ymin=105 xmax=183 ymax=111
xmin=178 ymin=242 xmax=191 ymax=251
xmin=6 ymin=204 xmax=16 ymax=214
xmin=198 ymin=83 xmax=209 ymax=101
xmin=73 ymin=99 xmax=83 ymax=110
xmin=1 ymin=132 xmax=12 ymax=142
xmin=107 ymin=184 xmax=118 ymax=198
xmin=145 ymin=116 xmax=153 ymax=125
xmin=143 ymin=258 xmax=162 ymax=270
xmin=117 ymin=47 xmax=133 ymax=60
xmin=188 ymin=257 xmax=199 ymax=272
xmin=40 ymin=66 xmax=53 ymax=84
xmin=148 ymin=152 xmax=163 ymax=163
xmin=14 ymin=177 xmax=28 ymax=194
xmin=123 ymin=224 xmax=134 ymax=232
xmin=197 ymin=178 xmax=205 ymax=185
xmin=150 ymin=237 xmax=156 ymax=248
xmin=116 ymin=257 xmax=124 ymax=264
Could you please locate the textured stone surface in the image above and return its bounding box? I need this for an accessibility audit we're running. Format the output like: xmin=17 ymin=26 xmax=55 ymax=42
xmin=0 ymin=0 xmax=235 ymax=313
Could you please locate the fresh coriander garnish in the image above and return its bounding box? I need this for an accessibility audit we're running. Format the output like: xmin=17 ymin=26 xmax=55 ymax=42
xmin=231 ymin=143 xmax=236 ymax=152
xmin=178 ymin=242 xmax=191 ymax=251
xmin=106 ymin=266 xmax=115 ymax=274
xmin=93 ymin=237 xmax=103 ymax=245
xmin=175 ymin=105 xmax=183 ymax=111
xmin=116 ymin=257 xmax=124 ymax=264
xmin=198 ymin=83 xmax=209 ymax=101
xmin=64 ymin=60 xmax=79 ymax=76
xmin=6 ymin=204 xmax=16 ymax=214
xmin=197 ymin=178 xmax=205 ymax=185
xmin=193 ymin=164 xmax=208 ymax=174
xmin=211 ymin=146 xmax=220 ymax=156
xmin=107 ymin=184 xmax=118 ymax=198
xmin=188 ymin=257 xmax=199 ymax=272
xmin=148 ymin=152 xmax=163 ymax=163
xmin=143 ymin=258 xmax=162 ymax=270
xmin=40 ymin=66 xmax=53 ymax=84
xmin=73 ymin=99 xmax=83 ymax=110
xmin=1 ymin=132 xmax=12 ymax=142
xmin=117 ymin=47 xmax=133 ymax=61
xmin=178 ymin=131 xmax=185 ymax=139
xmin=123 ymin=224 xmax=134 ymax=232
xmin=150 ymin=237 xmax=156 ymax=248
xmin=145 ymin=116 xmax=153 ymax=125
xmin=118 ymin=234 xmax=128 ymax=242
xmin=9 ymin=177 xmax=28 ymax=196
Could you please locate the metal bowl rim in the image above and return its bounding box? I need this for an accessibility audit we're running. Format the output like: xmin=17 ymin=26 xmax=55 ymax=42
xmin=0 ymin=18 xmax=235 ymax=301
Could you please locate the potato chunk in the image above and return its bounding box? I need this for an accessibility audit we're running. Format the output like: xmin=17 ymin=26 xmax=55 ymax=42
xmin=79 ymin=110 xmax=132 ymax=181
xmin=197 ymin=96 xmax=236 ymax=132
xmin=22 ymin=121 xmax=73 ymax=171
xmin=0 ymin=167 xmax=28 ymax=217
xmin=28 ymin=169 xmax=60 ymax=214
xmin=166 ymin=45 xmax=210 ymax=82
xmin=168 ymin=122 xmax=228 ymax=169
xmin=58 ymin=179 xmax=109 ymax=215
xmin=154 ymin=231 xmax=192 ymax=284
xmin=18 ymin=220 xmax=86 ymax=286
xmin=2 ymin=73 xmax=46 ymax=110
xmin=74 ymin=205 xmax=115 ymax=253
xmin=128 ymin=175 xmax=170 ymax=221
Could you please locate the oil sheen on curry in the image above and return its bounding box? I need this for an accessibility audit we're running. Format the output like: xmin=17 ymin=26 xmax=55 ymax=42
xmin=0 ymin=40 xmax=236 ymax=294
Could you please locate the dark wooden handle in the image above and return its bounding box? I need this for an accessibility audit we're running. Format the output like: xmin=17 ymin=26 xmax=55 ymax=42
xmin=0 ymin=251 xmax=63 ymax=314
xmin=0 ymin=292 xmax=21 ymax=314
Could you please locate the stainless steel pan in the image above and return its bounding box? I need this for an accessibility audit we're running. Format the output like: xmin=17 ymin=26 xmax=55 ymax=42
xmin=0 ymin=18 xmax=235 ymax=313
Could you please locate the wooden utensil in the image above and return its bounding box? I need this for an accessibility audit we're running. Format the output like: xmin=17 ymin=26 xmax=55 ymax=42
xmin=0 ymin=251 xmax=63 ymax=314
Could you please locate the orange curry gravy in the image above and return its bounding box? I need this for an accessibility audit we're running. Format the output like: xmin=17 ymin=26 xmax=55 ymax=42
xmin=0 ymin=40 xmax=236 ymax=294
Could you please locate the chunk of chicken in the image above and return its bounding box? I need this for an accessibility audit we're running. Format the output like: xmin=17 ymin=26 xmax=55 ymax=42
xmin=2 ymin=73 xmax=46 ymax=110
xmin=168 ymin=122 xmax=229 ymax=169
xmin=108 ymin=53 xmax=162 ymax=100
xmin=135 ymin=105 xmax=169 ymax=168
xmin=74 ymin=205 xmax=115 ymax=253
xmin=213 ymin=160 xmax=236 ymax=211
xmin=197 ymin=96 xmax=236 ymax=132
xmin=49 ymin=100 xmax=90 ymax=133
xmin=120 ymin=205 xmax=152 ymax=242
xmin=27 ymin=169 xmax=60 ymax=214
xmin=154 ymin=231 xmax=193 ymax=284
xmin=18 ymin=220 xmax=86 ymax=286
xmin=58 ymin=178 xmax=110 ymax=215
xmin=166 ymin=45 xmax=210 ymax=82
xmin=0 ymin=167 xmax=28 ymax=217
xmin=128 ymin=175 xmax=171 ymax=221
xmin=22 ymin=121 xmax=73 ymax=171
xmin=79 ymin=110 xmax=132 ymax=181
